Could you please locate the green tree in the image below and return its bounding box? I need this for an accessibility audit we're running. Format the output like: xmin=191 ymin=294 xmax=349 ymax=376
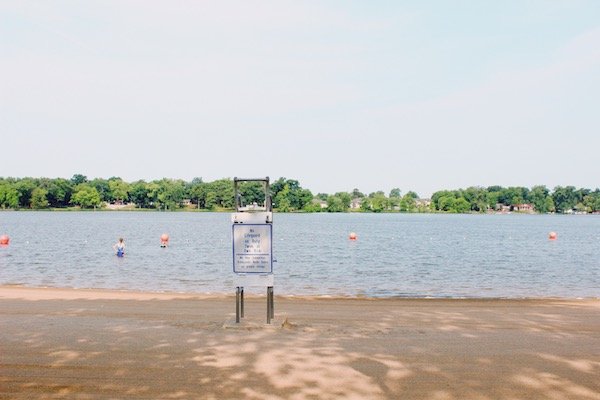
xmin=486 ymin=190 xmax=501 ymax=210
xmin=90 ymin=178 xmax=111 ymax=203
xmin=15 ymin=178 xmax=38 ymax=208
xmin=205 ymin=191 xmax=217 ymax=210
xmin=71 ymin=184 xmax=101 ymax=209
xmin=270 ymin=178 xmax=312 ymax=210
xmin=438 ymin=195 xmax=456 ymax=212
xmin=360 ymin=197 xmax=371 ymax=212
xmin=399 ymin=193 xmax=417 ymax=212
xmin=210 ymin=179 xmax=235 ymax=208
xmin=108 ymin=179 xmax=131 ymax=203
xmin=431 ymin=190 xmax=455 ymax=211
xmin=156 ymin=179 xmax=185 ymax=210
xmin=46 ymin=178 xmax=73 ymax=207
xmin=352 ymin=188 xmax=365 ymax=198
xmin=582 ymin=190 xmax=600 ymax=212
xmin=145 ymin=182 xmax=160 ymax=208
xmin=497 ymin=187 xmax=527 ymax=206
xmin=129 ymin=181 xmax=150 ymax=208
xmin=71 ymin=174 xmax=88 ymax=185
xmin=387 ymin=188 xmax=401 ymax=209
xmin=591 ymin=191 xmax=600 ymax=212
xmin=487 ymin=185 xmax=504 ymax=193
xmin=270 ymin=178 xmax=287 ymax=197
xmin=454 ymin=197 xmax=470 ymax=213
xmin=274 ymin=184 xmax=291 ymax=212
xmin=302 ymin=201 xmax=323 ymax=212
xmin=188 ymin=181 xmax=208 ymax=209
xmin=463 ymin=187 xmax=488 ymax=212
xmin=239 ymin=181 xmax=265 ymax=207
xmin=326 ymin=195 xmax=345 ymax=212
xmin=316 ymin=193 xmax=328 ymax=201
xmin=294 ymin=188 xmax=314 ymax=210
xmin=0 ymin=182 xmax=19 ymax=209
xmin=544 ymin=197 xmax=556 ymax=213
xmin=30 ymin=187 xmax=48 ymax=209
xmin=552 ymin=186 xmax=578 ymax=213
xmin=529 ymin=185 xmax=550 ymax=213
xmin=335 ymin=192 xmax=352 ymax=210
xmin=184 ymin=177 xmax=204 ymax=207
xmin=370 ymin=192 xmax=388 ymax=212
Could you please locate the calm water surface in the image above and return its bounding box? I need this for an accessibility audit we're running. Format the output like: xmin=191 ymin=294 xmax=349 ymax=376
xmin=0 ymin=211 xmax=598 ymax=298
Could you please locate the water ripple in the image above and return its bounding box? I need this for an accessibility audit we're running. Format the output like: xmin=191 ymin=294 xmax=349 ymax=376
xmin=0 ymin=212 xmax=599 ymax=298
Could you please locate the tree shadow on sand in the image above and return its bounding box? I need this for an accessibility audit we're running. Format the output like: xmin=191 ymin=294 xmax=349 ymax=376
xmin=1 ymin=297 xmax=599 ymax=399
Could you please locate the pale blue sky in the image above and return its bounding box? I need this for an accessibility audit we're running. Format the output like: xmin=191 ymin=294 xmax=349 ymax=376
xmin=1 ymin=1 xmax=599 ymax=197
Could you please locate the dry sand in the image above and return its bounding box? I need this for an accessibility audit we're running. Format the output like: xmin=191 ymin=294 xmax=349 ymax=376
xmin=1 ymin=286 xmax=599 ymax=400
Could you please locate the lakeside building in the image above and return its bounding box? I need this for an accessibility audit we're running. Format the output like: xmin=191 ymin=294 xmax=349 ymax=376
xmin=495 ymin=204 xmax=511 ymax=213
xmin=493 ymin=203 xmax=536 ymax=213
xmin=513 ymin=203 xmax=535 ymax=213
xmin=350 ymin=198 xmax=362 ymax=209
xmin=416 ymin=198 xmax=431 ymax=208
xmin=311 ymin=199 xmax=328 ymax=209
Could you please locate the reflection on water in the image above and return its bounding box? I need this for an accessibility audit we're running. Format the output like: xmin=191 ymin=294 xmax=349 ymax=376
xmin=0 ymin=211 xmax=598 ymax=298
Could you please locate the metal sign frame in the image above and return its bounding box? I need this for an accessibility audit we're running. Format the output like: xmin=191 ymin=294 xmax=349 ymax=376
xmin=231 ymin=177 xmax=275 ymax=324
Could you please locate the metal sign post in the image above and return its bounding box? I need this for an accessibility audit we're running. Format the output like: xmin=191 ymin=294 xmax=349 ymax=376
xmin=231 ymin=177 xmax=274 ymax=324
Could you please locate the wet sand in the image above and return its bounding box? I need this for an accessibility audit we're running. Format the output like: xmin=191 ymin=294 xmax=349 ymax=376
xmin=1 ymin=286 xmax=599 ymax=399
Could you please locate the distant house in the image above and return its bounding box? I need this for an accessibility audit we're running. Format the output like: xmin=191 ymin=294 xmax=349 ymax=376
xmin=514 ymin=203 xmax=535 ymax=213
xmin=312 ymin=199 xmax=328 ymax=209
xmin=495 ymin=204 xmax=511 ymax=213
xmin=416 ymin=198 xmax=431 ymax=208
xmin=106 ymin=202 xmax=129 ymax=210
xmin=350 ymin=198 xmax=362 ymax=209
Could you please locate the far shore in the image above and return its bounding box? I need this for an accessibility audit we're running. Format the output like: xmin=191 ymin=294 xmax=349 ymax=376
xmin=2 ymin=285 xmax=599 ymax=399
xmin=2 ymin=207 xmax=597 ymax=215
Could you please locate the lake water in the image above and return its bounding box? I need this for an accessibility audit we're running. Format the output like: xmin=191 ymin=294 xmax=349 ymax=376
xmin=0 ymin=211 xmax=599 ymax=298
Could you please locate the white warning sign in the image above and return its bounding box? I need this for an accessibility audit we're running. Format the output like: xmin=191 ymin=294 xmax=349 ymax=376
xmin=232 ymin=224 xmax=273 ymax=273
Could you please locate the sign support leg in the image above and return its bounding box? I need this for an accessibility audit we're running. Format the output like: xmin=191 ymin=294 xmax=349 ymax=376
xmin=241 ymin=287 xmax=244 ymax=318
xmin=267 ymin=286 xmax=274 ymax=324
xmin=270 ymin=287 xmax=274 ymax=320
xmin=236 ymin=286 xmax=241 ymax=323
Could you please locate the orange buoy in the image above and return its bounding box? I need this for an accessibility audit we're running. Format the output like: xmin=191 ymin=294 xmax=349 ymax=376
xmin=160 ymin=233 xmax=169 ymax=247
xmin=548 ymin=231 xmax=557 ymax=240
xmin=349 ymin=232 xmax=357 ymax=240
xmin=0 ymin=234 xmax=9 ymax=245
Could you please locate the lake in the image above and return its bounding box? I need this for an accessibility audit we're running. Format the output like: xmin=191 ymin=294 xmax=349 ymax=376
xmin=0 ymin=211 xmax=598 ymax=298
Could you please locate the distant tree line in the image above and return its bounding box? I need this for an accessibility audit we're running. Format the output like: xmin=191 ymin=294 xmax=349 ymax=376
xmin=0 ymin=175 xmax=599 ymax=214
xmin=0 ymin=175 xmax=314 ymax=211
xmin=430 ymin=185 xmax=600 ymax=214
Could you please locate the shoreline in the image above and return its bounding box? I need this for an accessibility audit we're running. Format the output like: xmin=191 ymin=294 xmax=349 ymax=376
xmin=2 ymin=285 xmax=599 ymax=399
xmin=3 ymin=208 xmax=600 ymax=215
xmin=2 ymin=284 xmax=599 ymax=301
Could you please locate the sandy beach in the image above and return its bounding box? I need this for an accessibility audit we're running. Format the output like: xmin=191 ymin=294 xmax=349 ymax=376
xmin=1 ymin=286 xmax=599 ymax=400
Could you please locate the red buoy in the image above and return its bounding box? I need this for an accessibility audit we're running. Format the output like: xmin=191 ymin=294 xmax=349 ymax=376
xmin=160 ymin=233 xmax=169 ymax=247
xmin=349 ymin=232 xmax=357 ymax=240
xmin=0 ymin=234 xmax=9 ymax=245
xmin=548 ymin=231 xmax=557 ymax=240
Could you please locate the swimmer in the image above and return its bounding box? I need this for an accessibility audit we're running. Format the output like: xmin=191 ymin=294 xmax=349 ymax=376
xmin=113 ymin=237 xmax=125 ymax=257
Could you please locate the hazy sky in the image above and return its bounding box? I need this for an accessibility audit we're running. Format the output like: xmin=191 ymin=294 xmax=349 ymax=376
xmin=1 ymin=1 xmax=599 ymax=197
